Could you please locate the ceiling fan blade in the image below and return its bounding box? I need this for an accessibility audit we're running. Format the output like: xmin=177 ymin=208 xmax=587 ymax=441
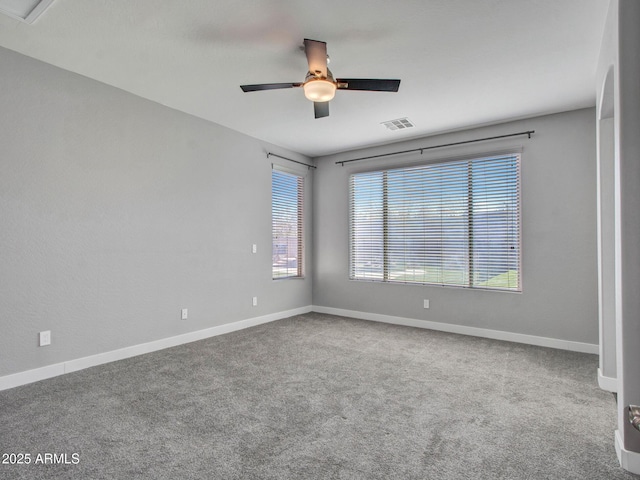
xmin=336 ymin=79 xmax=401 ymax=92
xmin=240 ymin=83 xmax=302 ymax=92
xmin=314 ymin=101 xmax=330 ymax=119
xmin=304 ymin=39 xmax=328 ymax=77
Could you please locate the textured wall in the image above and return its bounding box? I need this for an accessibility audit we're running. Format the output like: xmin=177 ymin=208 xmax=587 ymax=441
xmin=313 ymin=108 xmax=598 ymax=344
xmin=596 ymin=0 xmax=640 ymax=459
xmin=0 ymin=47 xmax=312 ymax=377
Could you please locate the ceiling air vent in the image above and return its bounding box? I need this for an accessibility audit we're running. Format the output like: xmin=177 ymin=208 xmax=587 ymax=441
xmin=381 ymin=117 xmax=415 ymax=131
xmin=0 ymin=0 xmax=55 ymax=24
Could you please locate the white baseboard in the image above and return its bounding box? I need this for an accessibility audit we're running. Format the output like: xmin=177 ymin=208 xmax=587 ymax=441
xmin=311 ymin=305 xmax=599 ymax=354
xmin=0 ymin=305 xmax=312 ymax=392
xmin=597 ymin=368 xmax=618 ymax=392
xmin=0 ymin=304 xmax=599 ymax=392
xmin=616 ymin=429 xmax=640 ymax=475
xmin=0 ymin=363 xmax=67 ymax=393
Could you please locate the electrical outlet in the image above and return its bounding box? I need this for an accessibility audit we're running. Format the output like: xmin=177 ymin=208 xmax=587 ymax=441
xmin=252 ymin=244 xmax=257 ymax=254
xmin=423 ymin=299 xmax=430 ymax=309
xmin=39 ymin=330 xmax=51 ymax=347
xmin=181 ymin=308 xmax=188 ymax=320
xmin=252 ymin=297 xmax=258 ymax=307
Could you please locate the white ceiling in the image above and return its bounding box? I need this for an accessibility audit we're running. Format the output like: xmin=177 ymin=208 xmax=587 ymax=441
xmin=0 ymin=0 xmax=609 ymax=157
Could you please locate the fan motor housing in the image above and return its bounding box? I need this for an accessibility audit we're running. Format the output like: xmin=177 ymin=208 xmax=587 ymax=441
xmin=305 ymin=69 xmax=335 ymax=83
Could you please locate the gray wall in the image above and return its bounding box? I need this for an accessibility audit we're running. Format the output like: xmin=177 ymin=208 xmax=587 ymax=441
xmin=0 ymin=46 xmax=312 ymax=377
xmin=0 ymin=42 xmax=600 ymax=381
xmin=313 ymin=108 xmax=598 ymax=344
xmin=596 ymin=0 xmax=640 ymax=457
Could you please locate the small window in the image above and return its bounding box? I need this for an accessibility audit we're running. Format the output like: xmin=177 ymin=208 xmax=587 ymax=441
xmin=272 ymin=168 xmax=304 ymax=279
xmin=349 ymin=153 xmax=521 ymax=291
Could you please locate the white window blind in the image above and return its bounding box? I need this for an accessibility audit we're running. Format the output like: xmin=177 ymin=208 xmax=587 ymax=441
xmin=272 ymin=169 xmax=304 ymax=279
xmin=349 ymin=153 xmax=521 ymax=291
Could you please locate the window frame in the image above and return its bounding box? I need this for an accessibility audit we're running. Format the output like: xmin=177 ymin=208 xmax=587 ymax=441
xmin=272 ymin=165 xmax=305 ymax=280
xmin=348 ymin=151 xmax=522 ymax=292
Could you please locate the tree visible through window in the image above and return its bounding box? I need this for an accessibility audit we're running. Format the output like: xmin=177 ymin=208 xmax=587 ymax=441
xmin=349 ymin=153 xmax=521 ymax=291
xmin=272 ymin=169 xmax=304 ymax=279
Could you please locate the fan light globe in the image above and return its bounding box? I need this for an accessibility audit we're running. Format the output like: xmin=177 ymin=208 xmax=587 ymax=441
xmin=303 ymin=79 xmax=336 ymax=102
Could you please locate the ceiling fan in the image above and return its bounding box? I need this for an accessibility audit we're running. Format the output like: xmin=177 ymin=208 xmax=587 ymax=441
xmin=240 ymin=39 xmax=401 ymax=119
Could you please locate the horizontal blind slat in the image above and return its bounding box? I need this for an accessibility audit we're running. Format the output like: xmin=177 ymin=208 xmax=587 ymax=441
xmin=273 ymin=170 xmax=304 ymax=279
xmin=349 ymin=154 xmax=520 ymax=290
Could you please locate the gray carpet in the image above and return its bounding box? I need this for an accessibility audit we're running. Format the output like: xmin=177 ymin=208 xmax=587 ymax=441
xmin=0 ymin=312 xmax=636 ymax=479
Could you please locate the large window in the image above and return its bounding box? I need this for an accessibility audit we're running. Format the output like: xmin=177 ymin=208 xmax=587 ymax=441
xmin=272 ymin=168 xmax=304 ymax=279
xmin=349 ymin=153 xmax=521 ymax=291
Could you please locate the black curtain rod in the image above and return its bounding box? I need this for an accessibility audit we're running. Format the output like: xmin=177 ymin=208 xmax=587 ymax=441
xmin=267 ymin=152 xmax=316 ymax=169
xmin=335 ymin=130 xmax=535 ymax=166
